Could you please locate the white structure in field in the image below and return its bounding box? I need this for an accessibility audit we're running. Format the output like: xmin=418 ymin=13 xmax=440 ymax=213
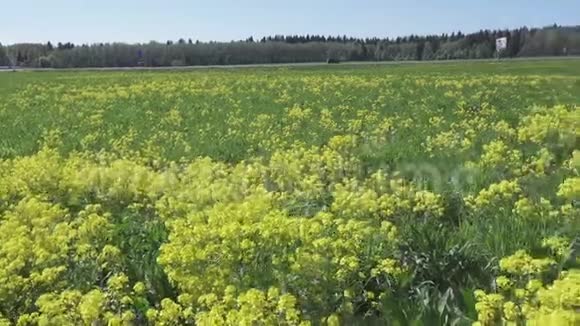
xmin=496 ymin=37 xmax=508 ymax=52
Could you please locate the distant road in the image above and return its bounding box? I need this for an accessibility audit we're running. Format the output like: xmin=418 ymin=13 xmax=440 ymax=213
xmin=1 ymin=56 xmax=579 ymax=72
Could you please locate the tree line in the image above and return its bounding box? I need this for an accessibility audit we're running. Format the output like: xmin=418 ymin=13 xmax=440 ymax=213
xmin=1 ymin=24 xmax=579 ymax=68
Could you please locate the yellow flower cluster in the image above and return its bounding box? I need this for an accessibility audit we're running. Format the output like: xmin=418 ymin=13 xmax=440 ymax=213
xmin=474 ymin=239 xmax=579 ymax=325
xmin=528 ymin=270 xmax=580 ymax=324
xmin=194 ymin=287 xmax=310 ymax=326
xmin=0 ymin=141 xmax=414 ymax=323
xmin=518 ymin=106 xmax=578 ymax=146
xmin=475 ymin=268 xmax=580 ymax=326
xmin=498 ymin=250 xmax=555 ymax=276
xmin=557 ymin=177 xmax=580 ymax=201
xmin=465 ymin=180 xmax=521 ymax=211
xmin=17 ymin=273 xmax=148 ymax=326
xmin=477 ymin=140 xmax=522 ymax=173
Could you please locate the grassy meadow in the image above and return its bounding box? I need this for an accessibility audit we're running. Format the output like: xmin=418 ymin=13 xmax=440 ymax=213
xmin=0 ymin=59 xmax=578 ymax=325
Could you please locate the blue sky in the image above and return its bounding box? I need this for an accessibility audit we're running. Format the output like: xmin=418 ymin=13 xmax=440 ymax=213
xmin=3 ymin=0 xmax=578 ymax=44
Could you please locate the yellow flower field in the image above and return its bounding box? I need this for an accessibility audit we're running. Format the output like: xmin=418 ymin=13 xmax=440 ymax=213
xmin=0 ymin=60 xmax=578 ymax=325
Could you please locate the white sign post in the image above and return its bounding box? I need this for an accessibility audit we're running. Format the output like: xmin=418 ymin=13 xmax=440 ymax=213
xmin=495 ymin=37 xmax=507 ymax=59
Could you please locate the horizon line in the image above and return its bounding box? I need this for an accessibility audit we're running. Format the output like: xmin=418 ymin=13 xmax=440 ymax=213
xmin=3 ymin=23 xmax=574 ymax=46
